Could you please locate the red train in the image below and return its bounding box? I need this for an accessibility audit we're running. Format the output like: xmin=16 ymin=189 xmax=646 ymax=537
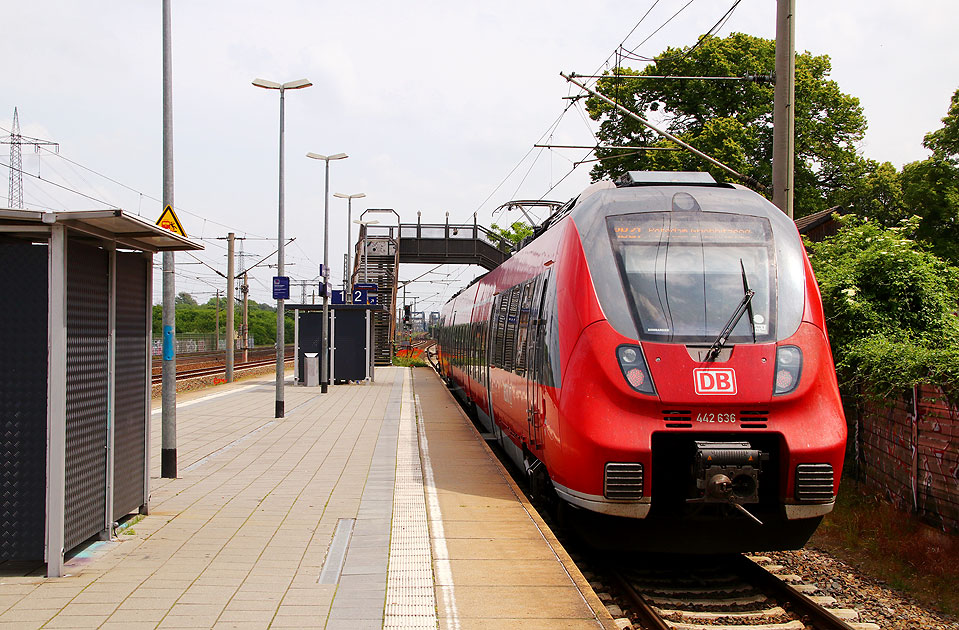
xmin=435 ymin=172 xmax=846 ymax=553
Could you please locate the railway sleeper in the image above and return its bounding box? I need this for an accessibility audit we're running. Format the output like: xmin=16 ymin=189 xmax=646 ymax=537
xmin=642 ymin=592 xmax=769 ymax=607
xmin=663 ymin=621 xmax=805 ymax=630
xmin=654 ymin=604 xmax=788 ymax=620
xmin=636 ymin=583 xmax=756 ymax=596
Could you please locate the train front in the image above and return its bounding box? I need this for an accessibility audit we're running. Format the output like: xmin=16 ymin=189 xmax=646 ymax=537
xmin=556 ymin=173 xmax=847 ymax=552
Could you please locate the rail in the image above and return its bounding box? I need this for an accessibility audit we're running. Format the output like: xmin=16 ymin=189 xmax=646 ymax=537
xmin=607 ymin=554 xmax=861 ymax=630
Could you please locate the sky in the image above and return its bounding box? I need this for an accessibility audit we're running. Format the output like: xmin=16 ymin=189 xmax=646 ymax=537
xmin=3 ymin=1 xmax=957 ymax=316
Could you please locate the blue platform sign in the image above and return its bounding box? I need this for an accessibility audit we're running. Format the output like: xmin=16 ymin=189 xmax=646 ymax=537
xmin=353 ymin=283 xmax=378 ymax=292
xmin=352 ymin=289 xmax=368 ymax=305
xmin=332 ymin=290 xmax=346 ymax=305
xmin=272 ymin=276 xmax=290 ymax=300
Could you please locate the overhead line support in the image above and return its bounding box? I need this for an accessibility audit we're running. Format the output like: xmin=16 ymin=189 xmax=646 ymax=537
xmin=561 ymin=72 xmax=766 ymax=192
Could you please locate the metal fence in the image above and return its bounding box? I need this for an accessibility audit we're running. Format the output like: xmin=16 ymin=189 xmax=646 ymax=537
xmin=150 ymin=333 xmax=254 ymax=356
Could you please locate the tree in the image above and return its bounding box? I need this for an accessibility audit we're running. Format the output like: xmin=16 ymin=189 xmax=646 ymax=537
xmin=836 ymin=160 xmax=904 ymax=225
xmin=489 ymin=221 xmax=533 ymax=247
xmin=152 ymin=300 xmax=292 ymax=346
xmin=807 ymin=215 xmax=959 ymax=398
xmin=175 ymin=291 xmax=198 ymax=306
xmin=841 ymin=89 xmax=959 ymax=266
xmin=900 ymin=156 xmax=959 ymax=264
xmin=586 ymin=33 xmax=868 ymax=218
xmin=923 ymin=88 xmax=959 ymax=157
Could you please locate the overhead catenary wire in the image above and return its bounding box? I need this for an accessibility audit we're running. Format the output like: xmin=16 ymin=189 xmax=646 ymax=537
xmin=0 ymin=160 xmax=119 ymax=208
xmin=0 ymin=126 xmax=271 ymax=240
xmin=562 ymin=72 xmax=766 ymax=191
xmin=617 ymin=0 xmax=744 ymax=66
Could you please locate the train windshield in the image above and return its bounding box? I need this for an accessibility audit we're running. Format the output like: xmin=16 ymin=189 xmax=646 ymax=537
xmin=608 ymin=212 xmax=776 ymax=344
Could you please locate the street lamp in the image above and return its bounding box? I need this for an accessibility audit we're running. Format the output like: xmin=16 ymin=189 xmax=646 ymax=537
xmin=253 ymin=77 xmax=312 ymax=418
xmin=333 ymin=192 xmax=366 ymax=295
xmin=353 ymin=219 xmax=379 ymax=282
xmin=306 ymin=152 xmax=348 ymax=394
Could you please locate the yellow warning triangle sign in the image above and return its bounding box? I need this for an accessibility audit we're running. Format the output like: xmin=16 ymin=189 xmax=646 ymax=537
xmin=156 ymin=204 xmax=186 ymax=237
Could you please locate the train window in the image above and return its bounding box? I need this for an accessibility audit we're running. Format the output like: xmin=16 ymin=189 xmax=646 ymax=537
xmin=514 ymin=281 xmax=534 ymax=375
xmin=474 ymin=319 xmax=484 ymax=386
xmin=608 ymin=211 xmax=777 ymax=344
xmin=541 ymin=268 xmax=560 ymax=387
xmin=493 ymin=292 xmax=509 ymax=369
xmin=503 ymin=285 xmax=521 ymax=373
xmin=472 ymin=320 xmax=481 ymax=382
xmin=496 ymin=291 xmax=510 ymax=369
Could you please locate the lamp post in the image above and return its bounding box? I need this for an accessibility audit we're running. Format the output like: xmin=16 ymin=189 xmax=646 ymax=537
xmin=253 ymin=77 xmax=312 ymax=418
xmin=333 ymin=192 xmax=365 ymax=296
xmin=353 ymin=219 xmax=379 ymax=283
xmin=306 ymin=152 xmax=348 ymax=394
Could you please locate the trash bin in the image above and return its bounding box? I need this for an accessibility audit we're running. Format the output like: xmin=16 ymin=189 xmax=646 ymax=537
xmin=304 ymin=352 xmax=319 ymax=387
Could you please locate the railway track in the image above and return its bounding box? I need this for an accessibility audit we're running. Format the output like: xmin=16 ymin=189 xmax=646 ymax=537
xmin=151 ymin=355 xmax=292 ymax=384
xmin=600 ymin=553 xmax=877 ymax=630
xmin=150 ymin=347 xmax=288 ymax=377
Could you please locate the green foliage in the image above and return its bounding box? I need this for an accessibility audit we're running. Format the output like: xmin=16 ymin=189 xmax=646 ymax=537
xmin=489 ymin=221 xmax=533 ymax=246
xmin=808 ymin=215 xmax=959 ymax=398
xmin=175 ymin=291 xmax=198 ymax=306
xmin=923 ymin=88 xmax=959 ymax=157
xmin=151 ymin=299 xmax=293 ymax=345
xmin=587 ymin=33 xmax=868 ymax=218
xmin=835 ymin=89 xmax=959 ymax=267
xmin=837 ymin=160 xmax=905 ymax=224
xmin=392 ymin=355 xmax=428 ymax=368
xmin=901 ymin=156 xmax=959 ymax=264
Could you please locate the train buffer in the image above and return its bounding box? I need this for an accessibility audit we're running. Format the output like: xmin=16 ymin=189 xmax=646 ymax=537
xmin=0 ymin=368 xmax=619 ymax=629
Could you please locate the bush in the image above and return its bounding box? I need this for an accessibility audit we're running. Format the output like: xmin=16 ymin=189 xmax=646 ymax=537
xmin=808 ymin=215 xmax=959 ymax=399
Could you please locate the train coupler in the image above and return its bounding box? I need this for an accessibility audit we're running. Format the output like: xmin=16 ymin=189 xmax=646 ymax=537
xmin=686 ymin=441 xmax=767 ymax=525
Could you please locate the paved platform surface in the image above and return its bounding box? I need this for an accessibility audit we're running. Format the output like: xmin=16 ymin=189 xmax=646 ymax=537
xmin=0 ymin=367 xmax=614 ymax=629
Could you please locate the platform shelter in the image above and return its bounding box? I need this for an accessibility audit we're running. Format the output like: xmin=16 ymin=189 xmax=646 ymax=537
xmin=0 ymin=208 xmax=202 ymax=577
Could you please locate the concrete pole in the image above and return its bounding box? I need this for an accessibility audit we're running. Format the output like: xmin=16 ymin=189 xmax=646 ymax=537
xmin=346 ymin=197 xmax=353 ymax=289
xmin=242 ymin=271 xmax=249 ymax=363
xmin=226 ymin=232 xmax=235 ymax=382
xmin=161 ymin=0 xmax=177 ymax=478
xmin=321 ymin=159 xmax=331 ymax=394
xmin=276 ymin=87 xmax=286 ymax=417
xmin=772 ymin=0 xmax=796 ymax=218
xmin=215 ymin=289 xmax=220 ymax=347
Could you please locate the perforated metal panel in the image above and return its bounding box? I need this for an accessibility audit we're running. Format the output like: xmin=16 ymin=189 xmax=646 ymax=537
xmin=64 ymin=241 xmax=109 ymax=551
xmin=0 ymin=236 xmax=48 ymax=561
xmin=113 ymin=253 xmax=148 ymax=518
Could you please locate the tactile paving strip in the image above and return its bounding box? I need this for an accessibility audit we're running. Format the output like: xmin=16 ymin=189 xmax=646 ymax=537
xmin=384 ymin=370 xmax=437 ymax=629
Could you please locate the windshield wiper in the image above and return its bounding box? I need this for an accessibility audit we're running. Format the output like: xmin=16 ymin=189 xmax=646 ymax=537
xmin=740 ymin=259 xmax=756 ymax=344
xmin=706 ymin=261 xmax=755 ymax=361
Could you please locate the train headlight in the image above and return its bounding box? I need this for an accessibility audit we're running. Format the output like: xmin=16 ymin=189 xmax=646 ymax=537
xmin=773 ymin=345 xmax=802 ymax=395
xmin=617 ymin=345 xmax=656 ymax=395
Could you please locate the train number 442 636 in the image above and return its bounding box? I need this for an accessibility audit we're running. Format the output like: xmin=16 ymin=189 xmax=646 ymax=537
xmin=696 ymin=412 xmax=737 ymax=423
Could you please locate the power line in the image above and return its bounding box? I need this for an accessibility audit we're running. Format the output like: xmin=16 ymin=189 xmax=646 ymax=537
xmin=0 ymin=124 xmax=272 ymax=240
xmin=619 ymin=0 xmax=744 ymax=64
xmin=0 ymin=160 xmax=118 ymax=208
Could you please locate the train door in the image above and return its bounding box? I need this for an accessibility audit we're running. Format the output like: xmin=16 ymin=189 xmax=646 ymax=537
xmin=526 ymin=271 xmax=550 ymax=450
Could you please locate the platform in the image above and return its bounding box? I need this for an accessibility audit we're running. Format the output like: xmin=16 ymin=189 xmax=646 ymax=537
xmin=0 ymin=367 xmax=615 ymax=629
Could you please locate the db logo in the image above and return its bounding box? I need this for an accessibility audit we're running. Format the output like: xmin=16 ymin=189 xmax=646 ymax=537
xmin=693 ymin=368 xmax=737 ymax=395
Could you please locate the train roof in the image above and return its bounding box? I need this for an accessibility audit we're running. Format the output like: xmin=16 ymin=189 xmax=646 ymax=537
xmin=520 ymin=171 xmax=747 ymax=250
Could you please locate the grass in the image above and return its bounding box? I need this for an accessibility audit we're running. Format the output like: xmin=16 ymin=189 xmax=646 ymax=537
xmin=810 ymin=483 xmax=959 ymax=616
xmin=392 ymin=356 xmax=428 ymax=367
